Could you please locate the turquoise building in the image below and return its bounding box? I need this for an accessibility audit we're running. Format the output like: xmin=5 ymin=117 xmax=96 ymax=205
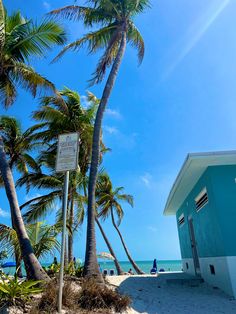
xmin=164 ymin=151 xmax=236 ymax=297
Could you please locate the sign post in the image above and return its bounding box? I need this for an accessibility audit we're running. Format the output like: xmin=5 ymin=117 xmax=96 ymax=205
xmin=56 ymin=133 xmax=79 ymax=313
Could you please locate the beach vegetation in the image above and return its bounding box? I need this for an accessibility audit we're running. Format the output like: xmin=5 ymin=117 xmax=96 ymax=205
xmin=77 ymin=278 xmax=131 ymax=312
xmin=0 ymin=273 xmax=42 ymax=307
xmin=0 ymin=221 xmax=61 ymax=263
xmin=50 ymin=0 xmax=150 ymax=280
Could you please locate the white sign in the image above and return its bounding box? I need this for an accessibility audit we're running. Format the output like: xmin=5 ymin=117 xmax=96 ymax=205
xmin=56 ymin=133 xmax=79 ymax=172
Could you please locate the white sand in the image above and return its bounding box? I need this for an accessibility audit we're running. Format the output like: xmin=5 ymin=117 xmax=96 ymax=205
xmin=107 ymin=273 xmax=236 ymax=314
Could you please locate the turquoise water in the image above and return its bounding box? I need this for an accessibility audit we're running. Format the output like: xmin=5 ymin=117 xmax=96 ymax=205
xmin=99 ymin=260 xmax=182 ymax=274
xmin=1 ymin=260 xmax=182 ymax=276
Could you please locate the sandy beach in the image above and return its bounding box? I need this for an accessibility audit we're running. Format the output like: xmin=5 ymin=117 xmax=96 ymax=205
xmin=107 ymin=273 xmax=236 ymax=314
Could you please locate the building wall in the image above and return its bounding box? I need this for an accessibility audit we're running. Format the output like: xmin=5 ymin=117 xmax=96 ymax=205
xmin=209 ymin=165 xmax=236 ymax=256
xmin=176 ymin=167 xmax=225 ymax=260
xmin=176 ymin=165 xmax=236 ymax=297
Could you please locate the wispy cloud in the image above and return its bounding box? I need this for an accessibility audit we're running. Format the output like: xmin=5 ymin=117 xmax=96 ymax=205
xmin=103 ymin=125 xmax=119 ymax=135
xmin=43 ymin=1 xmax=51 ymax=11
xmin=163 ymin=0 xmax=231 ymax=79
xmin=140 ymin=172 xmax=152 ymax=188
xmin=147 ymin=226 xmax=157 ymax=232
xmin=0 ymin=208 xmax=9 ymax=217
xmin=105 ymin=109 xmax=122 ymax=119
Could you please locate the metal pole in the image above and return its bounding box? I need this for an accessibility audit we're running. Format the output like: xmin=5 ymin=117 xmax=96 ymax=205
xmin=58 ymin=170 xmax=70 ymax=313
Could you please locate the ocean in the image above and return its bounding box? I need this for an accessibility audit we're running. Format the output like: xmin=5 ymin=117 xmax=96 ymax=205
xmin=1 ymin=260 xmax=182 ymax=276
xmin=99 ymin=260 xmax=182 ymax=274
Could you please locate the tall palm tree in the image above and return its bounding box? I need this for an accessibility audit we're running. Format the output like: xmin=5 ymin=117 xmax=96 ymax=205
xmin=97 ymin=174 xmax=144 ymax=274
xmin=50 ymin=0 xmax=150 ymax=279
xmin=0 ymin=0 xmax=66 ymax=280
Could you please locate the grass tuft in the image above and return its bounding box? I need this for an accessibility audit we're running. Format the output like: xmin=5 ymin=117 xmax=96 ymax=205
xmin=78 ymin=279 xmax=131 ymax=313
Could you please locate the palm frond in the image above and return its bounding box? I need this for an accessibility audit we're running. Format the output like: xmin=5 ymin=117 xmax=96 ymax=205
xmin=52 ymin=24 xmax=117 ymax=63
xmin=0 ymin=224 xmax=19 ymax=257
xmin=0 ymin=76 xmax=17 ymax=108
xmin=127 ymin=21 xmax=144 ymax=64
xmin=10 ymin=19 xmax=66 ymax=60
xmin=11 ymin=62 xmax=56 ymax=97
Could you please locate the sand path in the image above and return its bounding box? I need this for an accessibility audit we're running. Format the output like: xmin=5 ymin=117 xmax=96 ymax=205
xmin=107 ymin=273 xmax=236 ymax=314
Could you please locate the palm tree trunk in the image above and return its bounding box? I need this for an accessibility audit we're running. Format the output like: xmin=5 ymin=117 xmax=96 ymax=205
xmin=84 ymin=30 xmax=127 ymax=281
xmin=9 ymin=166 xmax=23 ymax=278
xmin=0 ymin=136 xmax=49 ymax=281
xmin=95 ymin=217 xmax=124 ymax=275
xmin=68 ymin=197 xmax=74 ymax=263
xmin=111 ymin=207 xmax=144 ymax=275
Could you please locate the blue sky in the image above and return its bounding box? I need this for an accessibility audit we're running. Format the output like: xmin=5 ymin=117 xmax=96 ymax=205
xmin=1 ymin=0 xmax=236 ymax=262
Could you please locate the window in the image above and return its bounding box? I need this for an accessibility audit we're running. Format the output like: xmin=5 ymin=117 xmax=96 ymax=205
xmin=195 ymin=187 xmax=208 ymax=211
xmin=210 ymin=264 xmax=215 ymax=275
xmin=178 ymin=213 xmax=185 ymax=226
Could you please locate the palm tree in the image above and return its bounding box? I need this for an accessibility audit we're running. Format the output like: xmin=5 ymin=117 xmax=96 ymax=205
xmin=0 ymin=222 xmax=61 ymax=261
xmin=0 ymin=0 xmax=66 ymax=280
xmin=0 ymin=116 xmax=40 ymax=276
xmin=0 ymin=116 xmax=40 ymax=177
xmin=17 ymin=89 xmax=99 ymax=265
xmin=0 ymin=5 xmax=66 ymax=108
xmin=83 ymin=175 xmax=125 ymax=275
xmin=50 ymin=0 xmax=150 ymax=279
xmin=26 ymin=88 xmax=98 ymax=262
xmin=97 ymin=174 xmax=144 ymax=274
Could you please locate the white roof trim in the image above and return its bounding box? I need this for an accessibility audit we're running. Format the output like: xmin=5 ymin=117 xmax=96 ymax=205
xmin=163 ymin=150 xmax=236 ymax=216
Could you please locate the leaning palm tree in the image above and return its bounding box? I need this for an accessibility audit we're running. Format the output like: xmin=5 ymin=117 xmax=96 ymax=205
xmin=0 ymin=1 xmax=66 ymax=280
xmin=50 ymin=0 xmax=150 ymax=279
xmin=97 ymin=174 xmax=144 ymax=274
xmin=82 ymin=174 xmax=125 ymax=275
xmin=0 ymin=116 xmax=40 ymax=276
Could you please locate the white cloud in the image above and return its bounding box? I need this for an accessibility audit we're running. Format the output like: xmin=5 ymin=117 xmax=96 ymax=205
xmin=147 ymin=226 xmax=157 ymax=232
xmin=43 ymin=1 xmax=51 ymax=10
xmin=103 ymin=125 xmax=119 ymax=135
xmin=0 ymin=208 xmax=9 ymax=217
xmin=105 ymin=109 xmax=122 ymax=119
xmin=140 ymin=172 xmax=152 ymax=188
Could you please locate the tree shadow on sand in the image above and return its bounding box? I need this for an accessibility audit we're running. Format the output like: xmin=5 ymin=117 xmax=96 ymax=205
xmin=118 ymin=273 xmax=236 ymax=314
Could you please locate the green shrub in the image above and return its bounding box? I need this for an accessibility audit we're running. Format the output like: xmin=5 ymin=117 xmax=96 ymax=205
xmin=43 ymin=262 xmax=60 ymax=276
xmin=0 ymin=273 xmax=42 ymax=306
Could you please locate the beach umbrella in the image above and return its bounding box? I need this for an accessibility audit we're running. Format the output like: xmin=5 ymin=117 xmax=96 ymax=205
xmin=1 ymin=261 xmax=16 ymax=268
xmin=97 ymin=252 xmax=115 ymax=260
